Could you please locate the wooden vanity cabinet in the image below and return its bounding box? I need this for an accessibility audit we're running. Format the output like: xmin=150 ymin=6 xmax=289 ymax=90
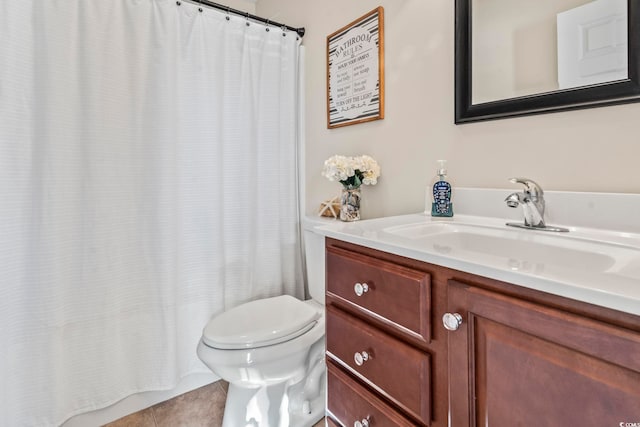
xmin=325 ymin=238 xmax=640 ymax=427
xmin=447 ymin=279 xmax=640 ymax=426
xmin=325 ymin=416 xmax=341 ymax=427
xmin=325 ymin=238 xmax=448 ymax=427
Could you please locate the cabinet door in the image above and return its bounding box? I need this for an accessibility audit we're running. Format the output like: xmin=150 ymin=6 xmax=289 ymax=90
xmin=447 ymin=280 xmax=640 ymax=427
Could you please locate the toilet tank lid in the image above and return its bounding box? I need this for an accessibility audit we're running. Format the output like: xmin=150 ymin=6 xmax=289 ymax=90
xmin=202 ymin=295 xmax=320 ymax=350
xmin=303 ymin=215 xmax=337 ymax=231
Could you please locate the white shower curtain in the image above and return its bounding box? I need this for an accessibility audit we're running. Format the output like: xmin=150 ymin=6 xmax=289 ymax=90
xmin=0 ymin=0 xmax=304 ymax=425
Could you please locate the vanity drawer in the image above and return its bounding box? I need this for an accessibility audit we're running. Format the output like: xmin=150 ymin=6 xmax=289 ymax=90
xmin=326 ymin=306 xmax=431 ymax=425
xmin=327 ymin=361 xmax=418 ymax=427
xmin=326 ymin=246 xmax=431 ymax=343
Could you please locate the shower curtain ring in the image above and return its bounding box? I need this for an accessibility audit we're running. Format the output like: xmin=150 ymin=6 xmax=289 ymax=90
xmin=198 ymin=0 xmax=203 ymax=12
xmin=225 ymin=7 xmax=230 ymax=20
xmin=246 ymin=12 xmax=250 ymax=26
xmin=281 ymin=25 xmax=287 ymax=36
xmin=266 ymin=19 xmax=270 ymax=32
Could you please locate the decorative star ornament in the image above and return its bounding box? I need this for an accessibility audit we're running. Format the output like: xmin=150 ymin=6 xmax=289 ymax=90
xmin=318 ymin=196 xmax=340 ymax=218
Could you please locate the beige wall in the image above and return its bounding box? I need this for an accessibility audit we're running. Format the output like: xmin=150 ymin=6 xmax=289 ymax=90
xmin=225 ymin=0 xmax=255 ymax=13
xmin=256 ymin=0 xmax=640 ymax=220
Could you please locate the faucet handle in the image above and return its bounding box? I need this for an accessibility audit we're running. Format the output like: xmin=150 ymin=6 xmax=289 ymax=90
xmin=508 ymin=177 xmax=544 ymax=197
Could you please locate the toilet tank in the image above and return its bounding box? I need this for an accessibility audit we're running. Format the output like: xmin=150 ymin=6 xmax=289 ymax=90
xmin=303 ymin=216 xmax=333 ymax=304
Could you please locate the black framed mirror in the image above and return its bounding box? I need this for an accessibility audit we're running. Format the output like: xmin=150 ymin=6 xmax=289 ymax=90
xmin=455 ymin=0 xmax=640 ymax=124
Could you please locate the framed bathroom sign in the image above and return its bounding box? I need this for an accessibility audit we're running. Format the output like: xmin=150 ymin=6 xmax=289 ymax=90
xmin=327 ymin=7 xmax=385 ymax=129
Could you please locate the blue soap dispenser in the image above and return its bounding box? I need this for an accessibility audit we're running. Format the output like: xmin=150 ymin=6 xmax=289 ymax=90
xmin=431 ymin=160 xmax=453 ymax=217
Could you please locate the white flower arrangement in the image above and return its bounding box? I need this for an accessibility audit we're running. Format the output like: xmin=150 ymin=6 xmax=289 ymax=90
xmin=322 ymin=155 xmax=381 ymax=189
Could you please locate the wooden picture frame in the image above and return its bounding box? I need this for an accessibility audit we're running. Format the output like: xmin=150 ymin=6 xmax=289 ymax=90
xmin=327 ymin=7 xmax=385 ymax=129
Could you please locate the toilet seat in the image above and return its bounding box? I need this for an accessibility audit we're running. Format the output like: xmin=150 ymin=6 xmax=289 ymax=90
xmin=202 ymin=295 xmax=320 ymax=350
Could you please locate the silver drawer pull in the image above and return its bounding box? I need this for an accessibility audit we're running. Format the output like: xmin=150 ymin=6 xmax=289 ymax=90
xmin=354 ymin=350 xmax=370 ymax=366
xmin=442 ymin=312 xmax=463 ymax=331
xmin=354 ymin=282 xmax=369 ymax=296
xmin=354 ymin=417 xmax=370 ymax=427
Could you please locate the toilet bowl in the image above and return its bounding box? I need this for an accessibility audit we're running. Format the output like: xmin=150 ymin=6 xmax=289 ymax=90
xmin=196 ymin=217 xmax=329 ymax=427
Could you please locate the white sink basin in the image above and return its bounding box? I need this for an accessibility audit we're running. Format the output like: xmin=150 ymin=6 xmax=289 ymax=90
xmin=316 ymin=210 xmax=640 ymax=316
xmin=382 ymin=221 xmax=634 ymax=275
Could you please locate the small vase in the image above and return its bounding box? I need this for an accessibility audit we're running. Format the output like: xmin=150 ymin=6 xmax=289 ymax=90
xmin=340 ymin=187 xmax=361 ymax=222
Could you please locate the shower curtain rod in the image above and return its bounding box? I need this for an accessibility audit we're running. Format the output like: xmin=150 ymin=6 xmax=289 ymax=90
xmin=185 ymin=0 xmax=305 ymax=38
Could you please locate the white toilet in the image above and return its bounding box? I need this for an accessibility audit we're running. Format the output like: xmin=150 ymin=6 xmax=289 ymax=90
xmin=197 ymin=217 xmax=328 ymax=427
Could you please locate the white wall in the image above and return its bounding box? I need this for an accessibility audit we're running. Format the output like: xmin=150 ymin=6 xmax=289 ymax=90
xmin=256 ymin=0 xmax=640 ymax=220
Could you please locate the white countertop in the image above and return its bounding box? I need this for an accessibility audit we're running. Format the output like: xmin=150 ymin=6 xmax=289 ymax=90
xmin=315 ymin=213 xmax=640 ymax=316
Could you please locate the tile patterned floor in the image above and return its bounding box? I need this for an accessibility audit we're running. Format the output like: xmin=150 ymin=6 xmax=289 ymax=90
xmin=104 ymin=381 xmax=325 ymax=427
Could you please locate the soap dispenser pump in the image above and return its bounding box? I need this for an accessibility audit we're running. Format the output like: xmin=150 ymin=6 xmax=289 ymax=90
xmin=430 ymin=160 xmax=453 ymax=217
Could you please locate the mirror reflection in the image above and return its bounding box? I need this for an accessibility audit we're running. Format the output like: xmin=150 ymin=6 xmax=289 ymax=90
xmin=472 ymin=0 xmax=627 ymax=104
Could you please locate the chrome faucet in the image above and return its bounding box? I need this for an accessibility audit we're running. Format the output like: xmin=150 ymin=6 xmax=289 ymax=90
xmin=505 ymin=178 xmax=546 ymax=227
xmin=505 ymin=178 xmax=568 ymax=232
